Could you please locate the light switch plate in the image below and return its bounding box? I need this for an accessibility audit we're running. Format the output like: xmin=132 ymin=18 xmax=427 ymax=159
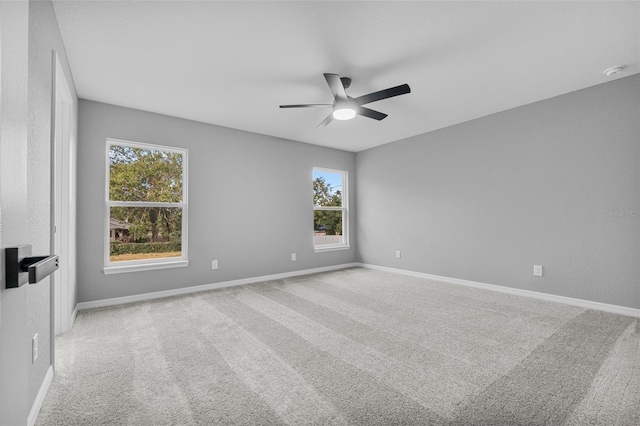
xmin=32 ymin=334 xmax=38 ymax=363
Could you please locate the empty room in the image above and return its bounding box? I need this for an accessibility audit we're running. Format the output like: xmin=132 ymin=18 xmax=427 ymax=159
xmin=1 ymin=1 xmax=639 ymax=425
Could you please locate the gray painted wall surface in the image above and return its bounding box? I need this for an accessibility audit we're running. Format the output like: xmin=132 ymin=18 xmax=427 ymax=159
xmin=1 ymin=3 xmax=31 ymax=423
xmin=356 ymin=75 xmax=640 ymax=309
xmin=1 ymin=0 xmax=78 ymax=423
xmin=77 ymin=100 xmax=356 ymax=302
xmin=26 ymin=0 xmax=79 ymax=409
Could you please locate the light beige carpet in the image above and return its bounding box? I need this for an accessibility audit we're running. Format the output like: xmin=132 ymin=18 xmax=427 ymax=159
xmin=37 ymin=267 xmax=640 ymax=425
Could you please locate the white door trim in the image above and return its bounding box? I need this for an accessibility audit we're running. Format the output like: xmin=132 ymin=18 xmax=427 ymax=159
xmin=51 ymin=53 xmax=73 ymax=345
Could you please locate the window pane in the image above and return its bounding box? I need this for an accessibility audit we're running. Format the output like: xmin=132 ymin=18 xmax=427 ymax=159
xmin=110 ymin=207 xmax=182 ymax=262
xmin=313 ymin=170 xmax=343 ymax=207
xmin=109 ymin=144 xmax=183 ymax=202
xmin=314 ymin=210 xmax=343 ymax=246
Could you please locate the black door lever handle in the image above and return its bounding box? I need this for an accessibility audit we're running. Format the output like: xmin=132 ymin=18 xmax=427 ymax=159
xmin=4 ymin=245 xmax=59 ymax=288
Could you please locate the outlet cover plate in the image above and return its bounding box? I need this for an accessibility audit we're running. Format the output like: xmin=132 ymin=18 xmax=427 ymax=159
xmin=533 ymin=265 xmax=543 ymax=277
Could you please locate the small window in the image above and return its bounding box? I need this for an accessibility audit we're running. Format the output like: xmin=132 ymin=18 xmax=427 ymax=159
xmin=104 ymin=139 xmax=188 ymax=274
xmin=313 ymin=168 xmax=349 ymax=251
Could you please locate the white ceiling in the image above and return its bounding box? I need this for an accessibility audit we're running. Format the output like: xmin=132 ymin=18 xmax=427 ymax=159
xmin=53 ymin=1 xmax=639 ymax=152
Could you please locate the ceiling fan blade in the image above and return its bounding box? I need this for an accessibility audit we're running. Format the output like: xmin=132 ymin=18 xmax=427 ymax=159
xmin=354 ymin=84 xmax=411 ymax=106
xmin=317 ymin=113 xmax=334 ymax=128
xmin=324 ymin=73 xmax=348 ymax=101
xmin=279 ymin=104 xmax=333 ymax=108
xmin=357 ymin=106 xmax=388 ymax=121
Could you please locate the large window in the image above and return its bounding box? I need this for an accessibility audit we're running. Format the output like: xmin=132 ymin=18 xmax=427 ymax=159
xmin=104 ymin=139 xmax=188 ymax=273
xmin=313 ymin=167 xmax=349 ymax=251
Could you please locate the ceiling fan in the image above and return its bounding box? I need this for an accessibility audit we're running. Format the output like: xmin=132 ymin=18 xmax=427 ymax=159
xmin=280 ymin=73 xmax=411 ymax=128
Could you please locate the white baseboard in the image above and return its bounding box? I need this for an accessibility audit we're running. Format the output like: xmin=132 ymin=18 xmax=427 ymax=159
xmin=357 ymin=263 xmax=640 ymax=318
xmin=28 ymin=365 xmax=53 ymax=426
xmin=77 ymin=263 xmax=359 ymax=311
xmin=71 ymin=304 xmax=79 ymax=326
xmin=76 ymin=261 xmax=640 ymax=318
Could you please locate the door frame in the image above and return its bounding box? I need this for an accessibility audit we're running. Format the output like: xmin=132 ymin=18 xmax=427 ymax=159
xmin=51 ymin=52 xmax=73 ymax=354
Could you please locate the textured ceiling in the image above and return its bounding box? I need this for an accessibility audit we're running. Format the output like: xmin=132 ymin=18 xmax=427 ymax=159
xmin=53 ymin=1 xmax=639 ymax=152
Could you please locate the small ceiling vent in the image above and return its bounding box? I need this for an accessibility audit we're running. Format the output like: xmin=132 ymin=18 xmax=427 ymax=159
xmin=604 ymin=66 xmax=624 ymax=77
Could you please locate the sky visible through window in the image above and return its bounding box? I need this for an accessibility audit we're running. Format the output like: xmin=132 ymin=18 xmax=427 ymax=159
xmin=313 ymin=169 xmax=342 ymax=194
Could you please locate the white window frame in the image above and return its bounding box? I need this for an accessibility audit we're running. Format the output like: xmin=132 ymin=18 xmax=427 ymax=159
xmin=104 ymin=138 xmax=189 ymax=274
xmin=313 ymin=167 xmax=350 ymax=252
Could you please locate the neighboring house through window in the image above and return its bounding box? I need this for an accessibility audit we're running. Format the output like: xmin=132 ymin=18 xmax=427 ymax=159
xmin=104 ymin=139 xmax=188 ymax=274
xmin=313 ymin=167 xmax=349 ymax=251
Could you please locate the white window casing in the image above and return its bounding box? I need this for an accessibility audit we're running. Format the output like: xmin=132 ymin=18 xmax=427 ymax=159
xmin=313 ymin=167 xmax=350 ymax=252
xmin=104 ymin=138 xmax=189 ymax=274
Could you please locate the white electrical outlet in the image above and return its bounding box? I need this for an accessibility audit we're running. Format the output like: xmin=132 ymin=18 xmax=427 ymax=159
xmin=211 ymin=259 xmax=218 ymax=270
xmin=533 ymin=265 xmax=543 ymax=277
xmin=32 ymin=334 xmax=38 ymax=363
xmin=396 ymin=250 xmax=401 ymax=259
xmin=291 ymin=253 xmax=296 ymax=261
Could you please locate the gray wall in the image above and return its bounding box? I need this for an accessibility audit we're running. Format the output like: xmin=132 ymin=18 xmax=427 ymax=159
xmin=1 ymin=0 xmax=78 ymax=423
xmin=1 ymin=3 xmax=31 ymax=422
xmin=77 ymin=100 xmax=356 ymax=303
xmin=356 ymin=75 xmax=640 ymax=309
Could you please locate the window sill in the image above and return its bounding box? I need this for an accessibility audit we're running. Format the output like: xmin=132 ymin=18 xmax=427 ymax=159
xmin=103 ymin=260 xmax=189 ymax=275
xmin=314 ymin=244 xmax=351 ymax=253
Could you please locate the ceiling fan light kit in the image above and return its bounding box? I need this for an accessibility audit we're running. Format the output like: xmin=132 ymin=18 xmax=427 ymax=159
xmin=280 ymin=73 xmax=411 ymax=128
xmin=332 ymin=99 xmax=357 ymax=120
xmin=333 ymin=107 xmax=356 ymax=120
